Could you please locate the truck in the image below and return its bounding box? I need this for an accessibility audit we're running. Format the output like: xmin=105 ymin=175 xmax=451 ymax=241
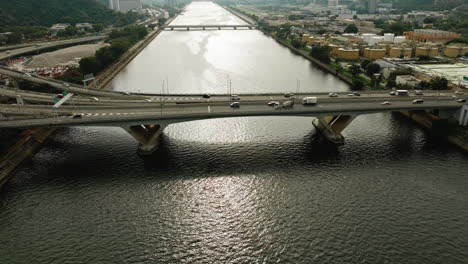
xmin=302 ymin=97 xmax=317 ymax=105
xmin=396 ymin=90 xmax=409 ymax=96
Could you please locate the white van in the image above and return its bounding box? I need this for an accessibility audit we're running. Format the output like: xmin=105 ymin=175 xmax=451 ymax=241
xmin=302 ymin=97 xmax=317 ymax=105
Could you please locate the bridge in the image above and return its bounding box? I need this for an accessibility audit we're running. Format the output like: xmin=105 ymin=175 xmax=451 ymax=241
xmin=1 ymin=89 xmax=467 ymax=154
xmin=0 ymin=66 xmax=467 ymax=154
xmin=0 ymin=35 xmax=106 ymax=61
xmin=163 ymin=24 xmax=258 ymax=30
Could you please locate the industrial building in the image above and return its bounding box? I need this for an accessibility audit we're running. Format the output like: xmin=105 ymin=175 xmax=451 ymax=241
xmin=403 ymin=29 xmax=460 ymax=43
xmin=108 ymin=0 xmax=142 ymax=12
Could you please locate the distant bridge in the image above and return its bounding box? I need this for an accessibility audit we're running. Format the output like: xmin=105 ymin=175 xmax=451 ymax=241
xmin=163 ymin=24 xmax=258 ymax=30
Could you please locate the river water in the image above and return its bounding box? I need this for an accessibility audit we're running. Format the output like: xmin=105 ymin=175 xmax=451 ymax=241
xmin=1 ymin=2 xmax=468 ymax=264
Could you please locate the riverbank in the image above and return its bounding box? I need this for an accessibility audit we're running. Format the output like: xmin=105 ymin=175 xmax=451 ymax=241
xmin=0 ymin=128 xmax=58 ymax=188
xmin=0 ymin=11 xmax=185 ymax=189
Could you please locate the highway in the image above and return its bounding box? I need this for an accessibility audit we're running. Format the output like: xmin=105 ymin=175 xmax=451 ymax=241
xmin=0 ymin=36 xmax=107 ymax=60
xmin=0 ymin=96 xmax=464 ymax=128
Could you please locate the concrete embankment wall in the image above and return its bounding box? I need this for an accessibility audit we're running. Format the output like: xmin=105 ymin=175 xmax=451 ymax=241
xmin=399 ymin=110 xmax=468 ymax=152
xmin=0 ymin=128 xmax=57 ymax=188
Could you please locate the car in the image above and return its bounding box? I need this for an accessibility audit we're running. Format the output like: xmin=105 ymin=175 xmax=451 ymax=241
xmin=231 ymin=95 xmax=240 ymax=101
xmin=121 ymin=92 xmax=131 ymax=95
xmin=268 ymin=101 xmax=279 ymax=106
xmin=328 ymin=93 xmax=338 ymax=97
xmin=63 ymin=82 xmax=70 ymax=87
xmin=454 ymin=91 xmax=464 ymax=95
xmin=381 ymin=101 xmax=391 ymax=105
xmin=143 ymin=98 xmax=152 ymax=102
xmin=457 ymin=99 xmax=466 ymax=103
xmin=230 ymin=102 xmax=240 ymax=108
xmin=389 ymin=91 xmax=396 ymax=96
xmin=91 ymin=97 xmax=100 ymax=102
xmin=284 ymin=93 xmax=294 ymax=98
xmin=415 ymin=90 xmax=423 ymax=95
xmin=412 ymin=99 xmax=424 ymax=104
xmin=56 ymin=94 xmax=63 ymax=99
xmin=24 ymin=73 xmax=32 ymax=78
xmin=72 ymin=114 xmax=82 ymax=119
xmin=353 ymin=92 xmax=360 ymax=96
xmin=202 ymin=94 xmax=211 ymax=99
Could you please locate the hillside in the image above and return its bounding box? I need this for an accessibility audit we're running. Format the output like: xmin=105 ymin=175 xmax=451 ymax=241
xmin=0 ymin=0 xmax=140 ymax=27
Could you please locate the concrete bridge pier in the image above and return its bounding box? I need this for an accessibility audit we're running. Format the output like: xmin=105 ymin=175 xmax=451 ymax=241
xmin=123 ymin=124 xmax=166 ymax=155
xmin=312 ymin=115 xmax=357 ymax=145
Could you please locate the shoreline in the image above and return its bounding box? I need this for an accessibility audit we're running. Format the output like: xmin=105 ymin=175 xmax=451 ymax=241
xmin=0 ymin=13 xmax=183 ymax=189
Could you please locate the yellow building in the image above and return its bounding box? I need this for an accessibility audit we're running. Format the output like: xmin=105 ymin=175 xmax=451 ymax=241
xmin=363 ymin=48 xmax=386 ymax=60
xmin=415 ymin=46 xmax=439 ymax=57
xmin=387 ymin=47 xmax=412 ymax=58
xmin=329 ymin=44 xmax=343 ymax=56
xmin=443 ymin=46 xmax=468 ymax=57
xmin=336 ymin=48 xmax=359 ymax=60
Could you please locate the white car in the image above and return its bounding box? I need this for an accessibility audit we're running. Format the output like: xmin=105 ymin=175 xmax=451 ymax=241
xmin=63 ymin=82 xmax=70 ymax=87
xmin=143 ymin=98 xmax=152 ymax=102
xmin=412 ymin=99 xmax=424 ymax=104
xmin=381 ymin=101 xmax=391 ymax=105
xmin=91 ymin=97 xmax=100 ymax=102
xmin=230 ymin=102 xmax=240 ymax=108
xmin=328 ymin=93 xmax=338 ymax=97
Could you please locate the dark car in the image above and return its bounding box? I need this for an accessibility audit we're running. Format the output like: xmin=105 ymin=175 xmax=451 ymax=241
xmin=202 ymin=94 xmax=211 ymax=99
xmin=72 ymin=114 xmax=82 ymax=119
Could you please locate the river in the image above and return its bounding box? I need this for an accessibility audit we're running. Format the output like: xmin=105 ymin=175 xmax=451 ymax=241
xmin=1 ymin=2 xmax=468 ymax=263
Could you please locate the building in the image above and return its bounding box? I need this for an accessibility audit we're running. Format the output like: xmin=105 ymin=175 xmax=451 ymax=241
xmin=328 ymin=0 xmax=339 ymax=8
xmin=388 ymin=47 xmax=412 ymax=58
xmin=108 ymin=0 xmax=142 ymax=12
xmin=363 ymin=47 xmax=386 ymax=60
xmin=396 ymin=75 xmax=420 ymax=87
xmin=443 ymin=45 xmax=468 ymax=57
xmin=404 ymin=29 xmax=460 ymax=43
xmin=50 ymin=24 xmax=70 ymax=34
xmin=76 ymin=23 xmax=93 ymax=31
xmin=367 ymin=0 xmax=377 ymax=13
xmin=336 ymin=48 xmax=359 ymax=60
xmin=415 ymin=46 xmax=439 ymax=57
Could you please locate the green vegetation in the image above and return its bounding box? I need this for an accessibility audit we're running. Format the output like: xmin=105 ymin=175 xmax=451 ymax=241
xmin=344 ymin=24 xmax=358 ymax=33
xmin=309 ymin=46 xmax=331 ymax=64
xmin=374 ymin=20 xmax=413 ymax=35
xmin=75 ymin=25 xmax=148 ymax=78
xmin=0 ymin=0 xmax=143 ymax=27
xmin=365 ymin=63 xmax=381 ymax=76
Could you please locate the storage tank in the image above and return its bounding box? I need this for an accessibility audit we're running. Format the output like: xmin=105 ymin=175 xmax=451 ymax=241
xmin=362 ymin=33 xmax=376 ymax=44
xmin=370 ymin=36 xmax=384 ymax=46
xmin=384 ymin=33 xmax=395 ymax=42
xmin=444 ymin=46 xmax=462 ymax=57
xmin=394 ymin=36 xmax=406 ymax=43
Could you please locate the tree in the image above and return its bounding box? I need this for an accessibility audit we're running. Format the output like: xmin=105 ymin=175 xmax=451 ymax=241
xmin=6 ymin=32 xmax=22 ymax=44
xmin=365 ymin=63 xmax=381 ymax=76
xmin=344 ymin=24 xmax=358 ymax=33
xmin=349 ymin=64 xmax=362 ymax=77
xmin=417 ymin=80 xmax=430 ymax=90
xmin=317 ymin=29 xmax=327 ymax=35
xmin=429 ymin=77 xmax=448 ymax=90
xmin=291 ymin=38 xmax=304 ymax=49
xmin=95 ymin=46 xmax=117 ymax=67
xmin=309 ymin=46 xmax=331 ymax=63
xmin=360 ymin=59 xmax=371 ymax=70
xmin=93 ymin=24 xmax=104 ymax=32
xmin=353 ymin=15 xmax=358 ymax=20
xmin=158 ymin=17 xmax=167 ymax=26
xmin=79 ymin=57 xmax=102 ymax=75
xmin=351 ymin=78 xmax=364 ymax=90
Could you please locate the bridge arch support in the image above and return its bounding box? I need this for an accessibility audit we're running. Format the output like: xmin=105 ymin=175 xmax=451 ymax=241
xmin=123 ymin=123 xmax=167 ymax=155
xmin=312 ymin=115 xmax=358 ymax=145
